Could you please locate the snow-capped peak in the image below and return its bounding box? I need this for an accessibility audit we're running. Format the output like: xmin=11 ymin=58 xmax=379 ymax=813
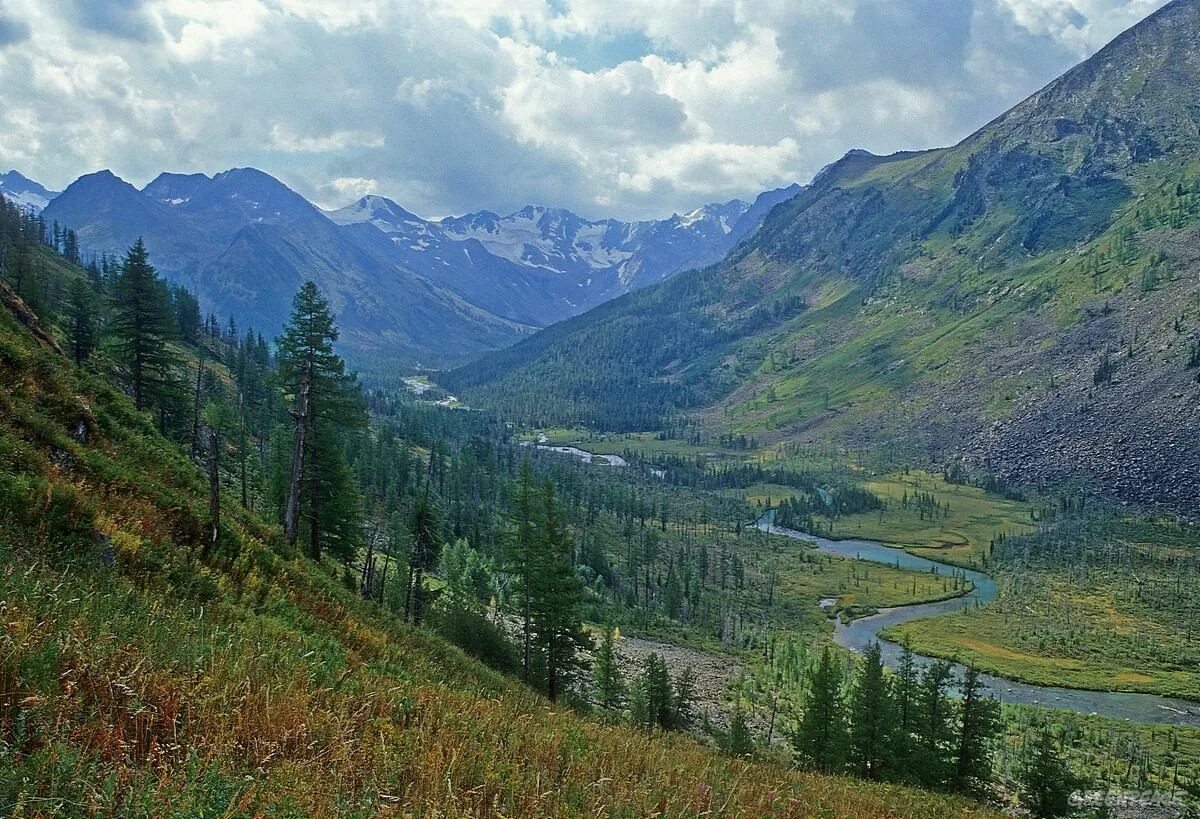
xmin=0 ymin=170 xmax=60 ymax=213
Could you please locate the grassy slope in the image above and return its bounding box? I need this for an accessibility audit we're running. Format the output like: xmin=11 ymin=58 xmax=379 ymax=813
xmin=0 ymin=285 xmax=990 ymax=817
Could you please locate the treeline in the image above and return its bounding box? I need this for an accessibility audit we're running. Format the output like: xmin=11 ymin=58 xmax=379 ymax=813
xmin=752 ymin=641 xmax=1078 ymax=814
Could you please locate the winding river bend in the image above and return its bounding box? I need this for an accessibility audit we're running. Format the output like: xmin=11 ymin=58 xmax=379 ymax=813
xmin=758 ymin=515 xmax=1200 ymax=728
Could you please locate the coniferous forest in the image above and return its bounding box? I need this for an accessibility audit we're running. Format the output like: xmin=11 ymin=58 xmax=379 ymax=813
xmin=8 ymin=3 xmax=1200 ymax=818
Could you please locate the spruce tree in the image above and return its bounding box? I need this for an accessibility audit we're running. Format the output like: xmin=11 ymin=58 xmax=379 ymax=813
xmin=1020 ymin=729 xmax=1084 ymax=818
xmin=529 ymin=479 xmax=589 ymax=702
xmin=634 ymin=653 xmax=674 ymax=730
xmin=108 ymin=238 xmax=180 ymax=414
xmin=276 ymin=280 xmax=364 ymax=558
xmin=848 ymin=642 xmax=896 ymax=780
xmin=723 ymin=701 xmax=755 ymax=757
xmin=593 ymin=626 xmax=626 ymax=712
xmin=671 ymin=666 xmax=696 ymax=730
xmin=793 ymin=646 xmax=848 ymax=772
xmin=953 ymin=664 xmax=1001 ymax=795
xmin=508 ymin=460 xmax=538 ymax=682
xmin=914 ymin=660 xmax=956 ymax=789
xmin=404 ymin=489 xmax=444 ymax=626
xmin=65 ymin=277 xmax=97 ymax=366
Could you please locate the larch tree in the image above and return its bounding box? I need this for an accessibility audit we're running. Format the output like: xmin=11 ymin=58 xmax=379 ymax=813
xmin=848 ymin=642 xmax=897 ymax=780
xmin=276 ymin=280 xmax=364 ymax=558
xmin=108 ymin=238 xmax=181 ymax=417
xmin=794 ymin=646 xmax=848 ymax=772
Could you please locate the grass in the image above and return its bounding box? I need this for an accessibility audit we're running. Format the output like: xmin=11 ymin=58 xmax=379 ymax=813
xmin=769 ymin=533 xmax=973 ymax=624
xmin=529 ymin=427 xmax=750 ymax=460
xmin=883 ymin=517 xmax=1200 ymax=700
xmin=0 ymin=285 xmax=993 ymax=817
xmin=824 ymin=471 xmax=1036 ymax=568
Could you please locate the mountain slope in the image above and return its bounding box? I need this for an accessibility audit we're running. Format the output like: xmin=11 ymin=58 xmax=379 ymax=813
xmin=443 ymin=0 xmax=1200 ymax=510
xmin=329 ymin=185 xmax=801 ymax=327
xmin=0 ymin=258 xmax=987 ymax=818
xmin=41 ymin=167 xmax=798 ymax=371
xmin=44 ymin=169 xmax=533 ymax=372
xmin=0 ymin=170 xmax=58 ymax=212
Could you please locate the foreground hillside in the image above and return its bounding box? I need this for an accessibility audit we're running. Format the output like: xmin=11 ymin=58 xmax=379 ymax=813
xmin=0 ymin=283 xmax=990 ymax=816
xmin=444 ymin=0 xmax=1200 ymax=510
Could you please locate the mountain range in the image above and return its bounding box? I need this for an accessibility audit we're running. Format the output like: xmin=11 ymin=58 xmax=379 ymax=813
xmin=442 ymin=0 xmax=1200 ymax=511
xmin=0 ymin=170 xmax=58 ymax=212
xmin=6 ymin=164 xmax=798 ymax=372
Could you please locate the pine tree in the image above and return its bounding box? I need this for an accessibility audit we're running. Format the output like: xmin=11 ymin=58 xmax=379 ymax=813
xmin=108 ymin=238 xmax=181 ymax=416
xmin=65 ymin=277 xmax=97 ymax=366
xmin=1020 ymin=729 xmax=1084 ymax=818
xmin=276 ymin=281 xmax=364 ymax=558
xmin=593 ymin=626 xmax=626 ymax=712
xmin=914 ymin=659 xmax=956 ymax=789
xmin=793 ymin=646 xmax=848 ymax=772
xmin=529 ymin=479 xmax=589 ymax=702
xmin=848 ymin=642 xmax=896 ymax=780
xmin=953 ymin=664 xmax=1001 ymax=795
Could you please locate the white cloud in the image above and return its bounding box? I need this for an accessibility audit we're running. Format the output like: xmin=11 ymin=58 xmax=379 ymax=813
xmin=993 ymin=0 xmax=1166 ymax=54
xmin=0 ymin=0 xmax=1173 ymax=221
xmin=320 ymin=175 xmax=379 ymax=204
xmin=270 ymin=125 xmax=385 ymax=154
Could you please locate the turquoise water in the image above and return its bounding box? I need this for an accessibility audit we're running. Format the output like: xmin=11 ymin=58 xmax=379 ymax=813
xmin=758 ymin=515 xmax=1200 ymax=727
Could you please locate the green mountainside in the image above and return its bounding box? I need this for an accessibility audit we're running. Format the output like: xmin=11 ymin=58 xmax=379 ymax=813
xmin=443 ymin=0 xmax=1200 ymax=509
xmin=0 ymin=235 xmax=995 ymax=815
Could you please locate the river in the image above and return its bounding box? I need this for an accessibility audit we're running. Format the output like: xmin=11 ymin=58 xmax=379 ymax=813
xmin=758 ymin=515 xmax=1200 ymax=728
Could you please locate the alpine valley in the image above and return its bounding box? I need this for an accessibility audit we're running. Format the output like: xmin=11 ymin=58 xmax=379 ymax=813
xmin=5 ymin=2 xmax=1200 ymax=818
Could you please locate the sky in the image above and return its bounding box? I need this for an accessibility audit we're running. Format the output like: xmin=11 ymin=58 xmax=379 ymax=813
xmin=0 ymin=0 xmax=1173 ymax=221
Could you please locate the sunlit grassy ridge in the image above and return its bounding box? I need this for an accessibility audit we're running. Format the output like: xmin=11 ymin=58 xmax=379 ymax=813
xmin=0 ymin=289 xmax=993 ymax=817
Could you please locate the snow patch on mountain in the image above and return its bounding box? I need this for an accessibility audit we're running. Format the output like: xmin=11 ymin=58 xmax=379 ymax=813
xmin=0 ymin=171 xmax=59 ymax=213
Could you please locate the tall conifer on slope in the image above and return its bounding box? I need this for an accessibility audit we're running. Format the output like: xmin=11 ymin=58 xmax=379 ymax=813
xmin=794 ymin=646 xmax=848 ymax=772
xmin=593 ymin=626 xmax=626 ymax=712
xmin=108 ymin=238 xmax=180 ymax=416
xmin=953 ymin=664 xmax=1001 ymax=796
xmin=848 ymin=642 xmax=897 ymax=780
xmin=530 ymin=479 xmax=590 ymax=702
xmin=276 ymin=280 xmax=365 ymax=559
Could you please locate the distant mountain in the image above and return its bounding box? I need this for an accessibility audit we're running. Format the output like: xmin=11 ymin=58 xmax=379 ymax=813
xmin=40 ymin=166 xmax=798 ymax=369
xmin=328 ymin=185 xmax=801 ymax=327
xmin=44 ymin=168 xmax=531 ymax=370
xmin=442 ymin=0 xmax=1200 ymax=511
xmin=0 ymin=170 xmax=58 ymax=212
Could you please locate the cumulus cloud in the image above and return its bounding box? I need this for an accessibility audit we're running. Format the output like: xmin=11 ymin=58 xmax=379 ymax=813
xmin=0 ymin=0 xmax=1173 ymax=220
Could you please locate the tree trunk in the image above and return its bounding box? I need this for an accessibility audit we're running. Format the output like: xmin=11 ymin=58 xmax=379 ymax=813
xmin=190 ymin=350 xmax=206 ymax=460
xmin=308 ymin=417 xmax=320 ymax=562
xmin=239 ymin=391 xmax=248 ymax=509
xmin=283 ymin=362 xmax=311 ymax=547
xmin=205 ymin=423 xmax=220 ymax=555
